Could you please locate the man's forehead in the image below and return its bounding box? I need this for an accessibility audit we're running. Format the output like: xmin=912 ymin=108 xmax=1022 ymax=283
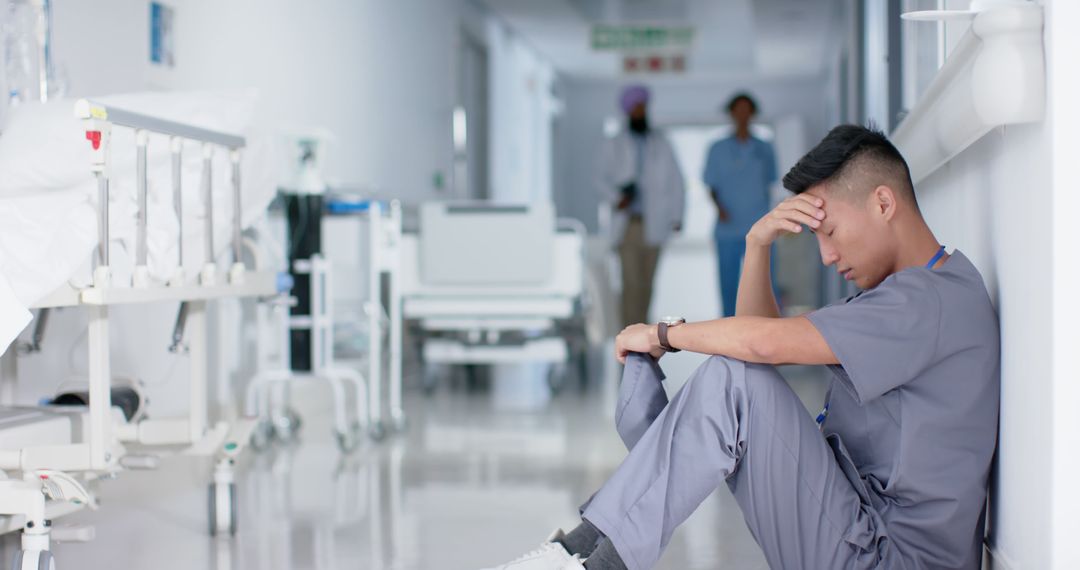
xmin=804 ymin=181 xmax=858 ymax=212
xmin=804 ymin=184 xmax=831 ymax=204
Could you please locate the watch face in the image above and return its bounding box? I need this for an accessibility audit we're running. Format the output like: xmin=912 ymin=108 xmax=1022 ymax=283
xmin=661 ymin=316 xmax=685 ymax=325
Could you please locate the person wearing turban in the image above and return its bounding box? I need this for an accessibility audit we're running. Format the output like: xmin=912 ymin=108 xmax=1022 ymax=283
xmin=598 ymin=84 xmax=686 ymax=328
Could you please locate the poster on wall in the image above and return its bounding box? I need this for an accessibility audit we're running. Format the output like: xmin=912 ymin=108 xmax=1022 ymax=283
xmin=150 ymin=2 xmax=175 ymax=67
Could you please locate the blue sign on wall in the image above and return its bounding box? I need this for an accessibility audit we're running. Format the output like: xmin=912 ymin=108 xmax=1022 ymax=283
xmin=150 ymin=2 xmax=174 ymax=66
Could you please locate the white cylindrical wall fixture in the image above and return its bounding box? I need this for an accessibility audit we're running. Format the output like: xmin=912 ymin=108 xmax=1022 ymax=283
xmin=893 ymin=3 xmax=1044 ymax=183
xmin=971 ymin=6 xmax=1044 ymax=126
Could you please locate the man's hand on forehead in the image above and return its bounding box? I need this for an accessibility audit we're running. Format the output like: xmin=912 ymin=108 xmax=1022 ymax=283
xmin=746 ymin=194 xmax=826 ymax=248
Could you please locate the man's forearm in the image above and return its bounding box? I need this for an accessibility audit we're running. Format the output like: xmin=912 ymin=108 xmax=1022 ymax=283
xmin=735 ymin=242 xmax=781 ymax=318
xmin=663 ymin=317 xmax=763 ymax=362
xmin=662 ymin=316 xmax=837 ymax=365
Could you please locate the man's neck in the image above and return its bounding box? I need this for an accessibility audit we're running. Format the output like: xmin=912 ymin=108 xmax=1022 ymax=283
xmin=735 ymin=126 xmax=751 ymax=141
xmin=892 ymin=222 xmax=946 ymax=272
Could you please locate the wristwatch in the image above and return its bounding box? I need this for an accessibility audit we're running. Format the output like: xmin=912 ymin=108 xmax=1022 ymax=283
xmin=657 ymin=316 xmax=686 ymax=353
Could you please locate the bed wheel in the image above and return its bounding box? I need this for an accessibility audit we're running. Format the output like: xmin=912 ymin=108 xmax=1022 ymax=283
xmin=547 ymin=363 xmax=568 ymax=395
xmin=422 ymin=363 xmax=448 ymax=396
xmin=369 ymin=420 xmax=387 ymax=442
xmin=249 ymin=419 xmax=274 ymax=452
xmin=12 ymin=550 xmax=54 ymax=570
xmin=271 ymin=408 xmax=303 ymax=442
xmin=208 ymin=482 xmax=238 ymax=536
xmin=422 ymin=371 xmax=438 ymax=396
xmin=335 ymin=430 xmax=359 ymax=453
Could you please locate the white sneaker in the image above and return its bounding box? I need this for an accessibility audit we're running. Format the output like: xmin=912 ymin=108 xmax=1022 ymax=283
xmin=479 ymin=530 xmax=586 ymax=570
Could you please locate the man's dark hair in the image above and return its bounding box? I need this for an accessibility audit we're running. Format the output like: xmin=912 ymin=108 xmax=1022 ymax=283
xmin=782 ymin=124 xmax=917 ymax=205
xmin=726 ymin=93 xmax=758 ymax=114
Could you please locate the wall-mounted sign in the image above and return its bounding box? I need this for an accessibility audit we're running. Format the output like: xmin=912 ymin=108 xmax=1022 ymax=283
xmin=623 ymin=54 xmax=687 ymax=74
xmin=591 ymin=25 xmax=694 ymax=51
xmin=150 ymin=2 xmax=175 ymax=67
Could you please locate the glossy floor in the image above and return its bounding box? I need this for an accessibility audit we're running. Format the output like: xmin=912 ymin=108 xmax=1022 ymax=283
xmin=25 ymin=357 xmax=827 ymax=569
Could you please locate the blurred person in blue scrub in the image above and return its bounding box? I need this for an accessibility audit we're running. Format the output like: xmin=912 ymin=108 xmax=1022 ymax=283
xmin=703 ymin=93 xmax=777 ymax=317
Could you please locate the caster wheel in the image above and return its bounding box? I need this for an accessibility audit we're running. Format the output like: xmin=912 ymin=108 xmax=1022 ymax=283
xmin=335 ymin=430 xmax=359 ymax=453
xmin=13 ymin=550 xmax=55 ymax=570
xmin=575 ymin=349 xmax=590 ymax=391
xmin=369 ymin=421 xmax=387 ymax=442
xmin=271 ymin=408 xmax=302 ymax=442
xmin=208 ymin=482 xmax=238 ymax=536
xmin=421 ymin=365 xmax=442 ymax=396
xmin=249 ymin=419 xmax=274 ymax=452
xmin=547 ymin=364 xmax=568 ymax=395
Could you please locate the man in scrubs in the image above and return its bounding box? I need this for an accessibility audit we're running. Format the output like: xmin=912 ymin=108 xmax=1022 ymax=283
xmin=483 ymin=125 xmax=999 ymax=570
xmin=703 ymin=93 xmax=778 ymax=317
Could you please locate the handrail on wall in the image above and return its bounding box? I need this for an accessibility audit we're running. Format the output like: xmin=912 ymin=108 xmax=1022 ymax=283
xmin=892 ymin=3 xmax=1044 ymax=184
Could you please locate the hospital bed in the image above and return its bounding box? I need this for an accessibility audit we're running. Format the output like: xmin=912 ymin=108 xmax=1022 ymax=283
xmin=400 ymin=202 xmax=587 ymax=390
xmin=0 ymin=95 xmax=288 ymax=569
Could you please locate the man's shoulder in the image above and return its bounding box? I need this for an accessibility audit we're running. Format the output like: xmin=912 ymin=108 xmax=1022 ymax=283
xmin=857 ymin=268 xmax=940 ymax=304
xmin=709 ymin=136 xmax=734 ymax=149
xmin=646 ymin=131 xmax=677 ymax=150
xmin=862 ymin=255 xmax=997 ymax=328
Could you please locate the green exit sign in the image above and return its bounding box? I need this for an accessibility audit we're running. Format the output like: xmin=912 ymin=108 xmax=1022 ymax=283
xmin=590 ymin=26 xmax=695 ymax=51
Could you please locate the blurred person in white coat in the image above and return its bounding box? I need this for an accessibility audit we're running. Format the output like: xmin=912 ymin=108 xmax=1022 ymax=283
xmin=598 ymin=85 xmax=686 ymax=328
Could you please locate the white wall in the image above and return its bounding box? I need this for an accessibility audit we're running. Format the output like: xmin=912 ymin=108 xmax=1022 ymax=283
xmin=156 ymin=0 xmax=462 ymax=200
xmin=911 ymin=1 xmax=1080 ymax=568
xmin=554 ymin=75 xmax=831 ymax=233
xmin=50 ymin=0 xmax=149 ymax=98
xmin=44 ymin=0 xmax=465 ymax=200
xmin=1045 ymin=1 xmax=1080 ymax=568
xmin=485 ymin=18 xmax=558 ymax=203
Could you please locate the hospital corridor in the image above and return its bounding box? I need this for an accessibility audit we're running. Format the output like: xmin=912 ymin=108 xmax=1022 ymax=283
xmin=0 ymin=0 xmax=1076 ymax=569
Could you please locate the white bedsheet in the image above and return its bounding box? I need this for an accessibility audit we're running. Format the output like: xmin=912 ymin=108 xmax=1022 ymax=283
xmin=0 ymin=90 xmax=280 ymax=352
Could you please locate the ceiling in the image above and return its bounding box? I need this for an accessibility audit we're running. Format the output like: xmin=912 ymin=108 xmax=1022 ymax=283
xmin=477 ymin=0 xmax=844 ymax=81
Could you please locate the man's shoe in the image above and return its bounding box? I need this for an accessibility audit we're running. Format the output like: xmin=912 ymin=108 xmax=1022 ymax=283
xmin=479 ymin=530 xmax=585 ymax=570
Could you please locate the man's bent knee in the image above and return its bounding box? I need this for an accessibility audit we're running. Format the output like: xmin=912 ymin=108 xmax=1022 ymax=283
xmin=682 ymin=356 xmax=786 ymax=401
xmin=692 ymin=355 xmax=749 ymax=387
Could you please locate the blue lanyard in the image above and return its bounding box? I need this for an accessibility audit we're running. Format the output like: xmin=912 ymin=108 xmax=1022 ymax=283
xmin=816 ymin=245 xmax=946 ymax=428
xmin=926 ymin=245 xmax=946 ymax=269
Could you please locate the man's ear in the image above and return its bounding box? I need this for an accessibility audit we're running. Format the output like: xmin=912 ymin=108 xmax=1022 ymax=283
xmin=872 ymin=185 xmax=898 ymax=221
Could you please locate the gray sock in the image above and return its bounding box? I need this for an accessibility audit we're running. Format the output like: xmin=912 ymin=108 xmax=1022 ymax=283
xmin=556 ymin=519 xmax=604 ymax=557
xmin=583 ymin=537 xmax=628 ymax=570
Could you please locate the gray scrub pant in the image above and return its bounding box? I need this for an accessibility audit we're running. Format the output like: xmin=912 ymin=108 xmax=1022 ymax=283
xmin=581 ymin=354 xmax=889 ymax=570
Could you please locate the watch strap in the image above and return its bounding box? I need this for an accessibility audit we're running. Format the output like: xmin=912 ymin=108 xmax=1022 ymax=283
xmin=658 ymin=321 xmax=681 ymax=353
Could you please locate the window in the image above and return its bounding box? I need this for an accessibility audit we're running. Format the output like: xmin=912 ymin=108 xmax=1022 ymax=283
xmin=899 ymin=0 xmax=973 ymax=118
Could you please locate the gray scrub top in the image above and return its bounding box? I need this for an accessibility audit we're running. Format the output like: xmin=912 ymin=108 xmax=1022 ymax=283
xmin=807 ymin=250 xmax=1000 ymax=570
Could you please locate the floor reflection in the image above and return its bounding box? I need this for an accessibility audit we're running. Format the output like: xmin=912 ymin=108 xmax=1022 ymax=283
xmin=47 ymin=357 xmax=826 ymax=569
